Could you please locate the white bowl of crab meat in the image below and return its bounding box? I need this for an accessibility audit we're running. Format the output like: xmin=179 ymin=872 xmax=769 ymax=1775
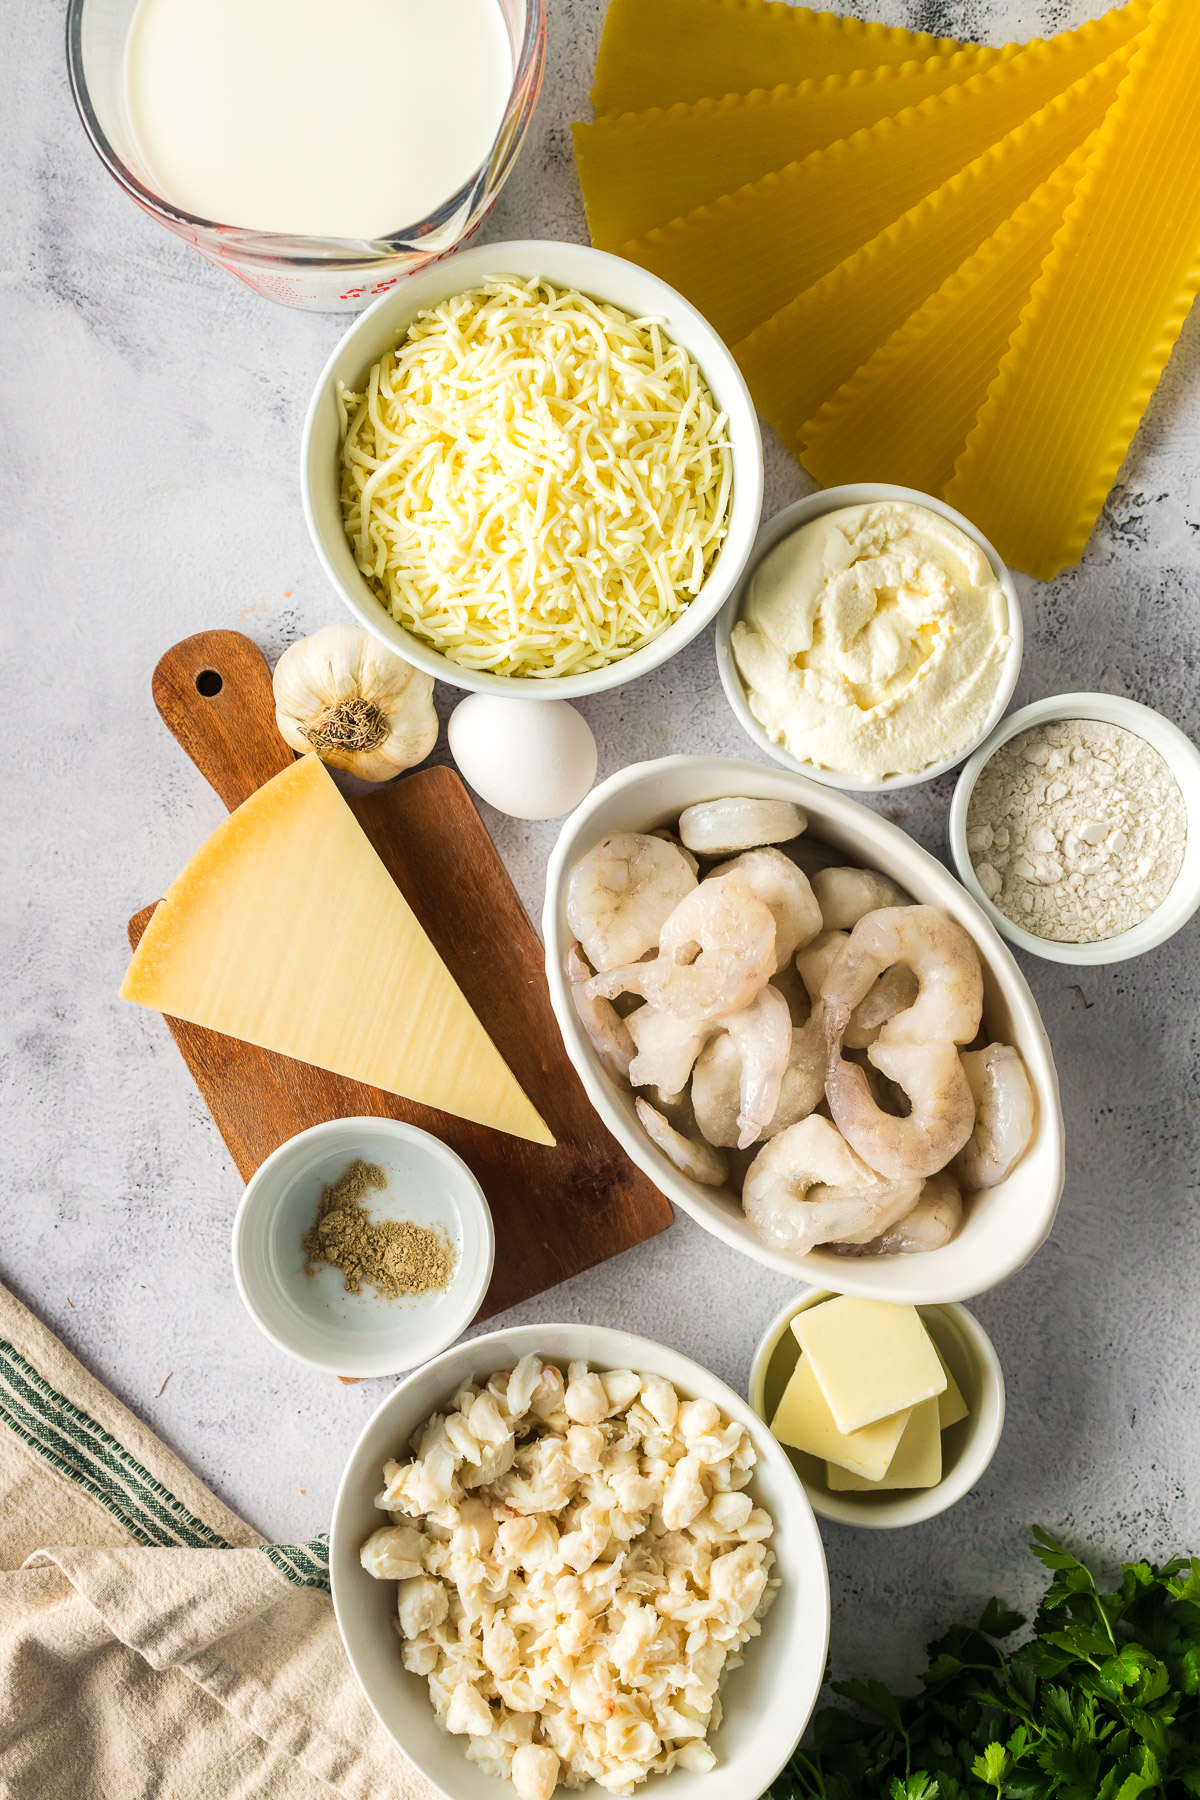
xmin=543 ymin=756 xmax=1065 ymax=1305
xmin=330 ymin=1325 xmax=829 ymax=1800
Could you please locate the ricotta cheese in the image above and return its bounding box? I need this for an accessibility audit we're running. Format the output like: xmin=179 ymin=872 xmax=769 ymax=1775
xmin=731 ymin=501 xmax=1010 ymax=781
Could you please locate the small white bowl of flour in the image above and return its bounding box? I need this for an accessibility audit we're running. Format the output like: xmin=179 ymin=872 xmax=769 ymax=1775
xmin=950 ymin=693 xmax=1200 ymax=965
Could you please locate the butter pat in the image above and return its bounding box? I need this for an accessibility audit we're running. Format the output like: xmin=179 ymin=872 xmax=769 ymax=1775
xmin=731 ymin=501 xmax=1010 ymax=782
xmin=936 ymin=1348 xmax=969 ymax=1429
xmin=826 ymin=1398 xmax=943 ymax=1491
xmin=792 ymin=1297 xmax=945 ymax=1433
xmin=770 ymin=1355 xmax=911 ymax=1480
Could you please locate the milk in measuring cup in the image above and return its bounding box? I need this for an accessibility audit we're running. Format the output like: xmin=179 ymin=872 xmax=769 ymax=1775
xmin=124 ymin=0 xmax=514 ymax=238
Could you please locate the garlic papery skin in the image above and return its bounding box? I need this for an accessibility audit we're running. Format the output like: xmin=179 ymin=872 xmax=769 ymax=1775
xmin=273 ymin=623 xmax=438 ymax=782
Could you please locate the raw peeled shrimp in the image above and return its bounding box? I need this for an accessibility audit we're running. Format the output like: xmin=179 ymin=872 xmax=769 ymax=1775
xmin=956 ymin=1044 xmax=1035 ymax=1189
xmin=585 ymin=872 xmax=775 ymax=1021
xmin=822 ymin=906 xmax=983 ymax=1048
xmin=566 ymin=831 xmax=696 ymax=971
xmin=692 ymin=1009 xmax=825 ymax=1148
xmin=851 ymin=1045 xmax=912 ymax=1119
xmin=644 ymin=1084 xmax=696 ymax=1134
xmin=691 ymin=1034 xmax=751 ymax=1149
xmin=678 ymin=796 xmax=806 ymax=856
xmin=565 ymin=944 xmax=633 ymax=1080
xmin=742 ymin=1116 xmax=922 ymax=1255
xmin=797 ymin=929 xmax=849 ymax=1005
xmin=626 ymin=1006 xmax=716 ymax=1095
xmin=710 ymin=848 xmax=822 ymax=970
xmin=770 ymin=961 xmax=811 ymax=1024
xmin=812 ymin=866 xmax=910 ymax=931
xmin=798 ymin=927 xmax=918 ymax=1047
xmin=649 ymin=827 xmax=699 ymax=877
xmin=635 ymin=1097 xmax=728 ymax=1186
xmin=833 ymin=1182 xmax=924 ymax=1247
xmin=839 ymin=1171 xmax=963 ymax=1256
xmin=719 ymin=983 xmax=793 ymax=1148
xmin=843 ymin=964 xmax=921 ymax=1049
xmin=777 ymin=1008 xmax=829 ymax=1128
xmin=826 ymin=1036 xmax=976 ymax=1179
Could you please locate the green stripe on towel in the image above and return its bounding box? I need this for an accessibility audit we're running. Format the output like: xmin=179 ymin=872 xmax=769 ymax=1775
xmin=0 ymin=1337 xmax=330 ymax=1590
xmin=262 ymin=1536 xmax=331 ymax=1590
xmin=0 ymin=1337 xmax=231 ymax=1548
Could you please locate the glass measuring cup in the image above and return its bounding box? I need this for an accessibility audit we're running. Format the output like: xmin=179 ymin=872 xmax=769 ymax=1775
xmin=66 ymin=0 xmax=546 ymax=312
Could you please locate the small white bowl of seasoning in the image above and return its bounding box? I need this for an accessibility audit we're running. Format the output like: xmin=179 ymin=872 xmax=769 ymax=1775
xmin=749 ymin=1291 xmax=1005 ymax=1529
xmin=949 ymin=693 xmax=1200 ymax=966
xmin=714 ymin=483 xmax=1023 ymax=793
xmin=232 ymin=1118 xmax=494 ymax=1378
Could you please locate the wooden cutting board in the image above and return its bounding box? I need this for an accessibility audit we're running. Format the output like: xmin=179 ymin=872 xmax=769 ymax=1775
xmin=127 ymin=630 xmax=672 ymax=1322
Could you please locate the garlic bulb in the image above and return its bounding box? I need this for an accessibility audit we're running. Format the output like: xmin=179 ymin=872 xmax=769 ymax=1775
xmin=273 ymin=624 xmax=437 ymax=782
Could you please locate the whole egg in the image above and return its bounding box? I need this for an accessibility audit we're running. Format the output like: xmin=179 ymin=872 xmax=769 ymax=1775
xmin=448 ymin=695 xmax=598 ymax=820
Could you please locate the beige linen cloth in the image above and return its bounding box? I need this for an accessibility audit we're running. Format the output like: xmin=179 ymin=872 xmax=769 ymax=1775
xmin=0 ymin=1279 xmax=437 ymax=1799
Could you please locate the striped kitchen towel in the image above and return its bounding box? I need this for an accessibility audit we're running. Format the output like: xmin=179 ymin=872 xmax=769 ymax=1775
xmin=0 ymin=1278 xmax=433 ymax=1799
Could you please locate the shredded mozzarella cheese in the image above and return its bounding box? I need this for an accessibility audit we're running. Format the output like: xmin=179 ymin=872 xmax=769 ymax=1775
xmin=338 ymin=276 xmax=733 ymax=679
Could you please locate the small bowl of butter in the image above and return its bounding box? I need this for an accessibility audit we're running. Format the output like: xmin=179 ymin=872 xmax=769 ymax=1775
xmin=715 ymin=484 xmax=1023 ymax=793
xmin=749 ymin=1290 xmax=1005 ymax=1528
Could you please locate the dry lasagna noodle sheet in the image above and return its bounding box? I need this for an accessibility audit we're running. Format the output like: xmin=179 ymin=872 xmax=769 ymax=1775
xmin=590 ymin=0 xmax=965 ymax=115
xmin=800 ymin=140 xmax=1095 ymax=498
xmin=735 ymin=42 xmax=1134 ymax=457
xmin=621 ymin=1 xmax=1149 ymax=347
xmin=946 ymin=0 xmax=1200 ymax=579
xmin=576 ymin=46 xmax=1018 ymax=251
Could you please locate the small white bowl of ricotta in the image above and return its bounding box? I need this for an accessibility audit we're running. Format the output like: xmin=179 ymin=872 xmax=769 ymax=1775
xmin=949 ymin=693 xmax=1200 ymax=966
xmin=714 ymin=484 xmax=1023 ymax=792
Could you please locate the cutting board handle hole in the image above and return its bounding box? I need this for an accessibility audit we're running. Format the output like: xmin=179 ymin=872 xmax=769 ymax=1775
xmin=195 ymin=670 xmax=223 ymax=697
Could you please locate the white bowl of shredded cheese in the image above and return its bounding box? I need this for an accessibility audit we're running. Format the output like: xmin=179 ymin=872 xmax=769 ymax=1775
xmin=302 ymin=241 xmax=763 ymax=697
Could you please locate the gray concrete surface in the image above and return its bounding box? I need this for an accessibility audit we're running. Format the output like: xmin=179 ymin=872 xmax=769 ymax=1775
xmin=3 ymin=0 xmax=1199 ymax=1695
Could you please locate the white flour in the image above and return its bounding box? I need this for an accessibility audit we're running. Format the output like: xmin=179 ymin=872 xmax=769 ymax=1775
xmin=966 ymin=718 xmax=1186 ymax=943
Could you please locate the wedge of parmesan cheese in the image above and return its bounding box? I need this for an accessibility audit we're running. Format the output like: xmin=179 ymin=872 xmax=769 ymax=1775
xmin=121 ymin=754 xmax=554 ymax=1146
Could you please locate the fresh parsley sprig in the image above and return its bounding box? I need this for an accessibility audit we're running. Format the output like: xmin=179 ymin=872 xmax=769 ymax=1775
xmin=768 ymin=1529 xmax=1200 ymax=1800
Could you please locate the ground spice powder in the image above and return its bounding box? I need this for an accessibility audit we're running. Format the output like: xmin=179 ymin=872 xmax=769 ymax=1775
xmin=302 ymin=1159 xmax=455 ymax=1299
